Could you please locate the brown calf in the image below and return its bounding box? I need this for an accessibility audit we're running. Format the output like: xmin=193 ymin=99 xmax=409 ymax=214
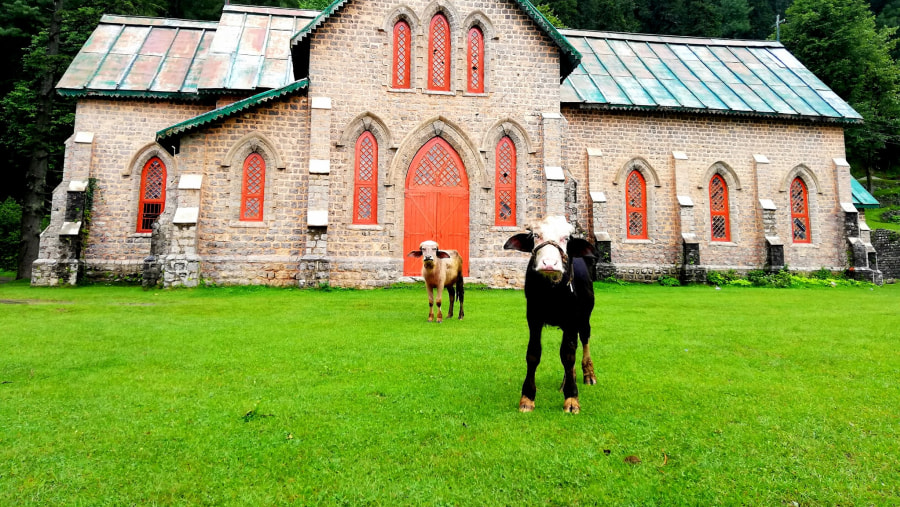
xmin=407 ymin=240 xmax=465 ymax=323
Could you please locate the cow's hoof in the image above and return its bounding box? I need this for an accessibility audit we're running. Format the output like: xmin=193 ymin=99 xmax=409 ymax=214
xmin=563 ymin=397 xmax=580 ymax=414
xmin=519 ymin=396 xmax=535 ymax=412
xmin=583 ymin=373 xmax=597 ymax=385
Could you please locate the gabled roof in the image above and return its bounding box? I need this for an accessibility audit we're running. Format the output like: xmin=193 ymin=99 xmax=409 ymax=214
xmin=197 ymin=5 xmax=318 ymax=92
xmin=851 ymin=178 xmax=880 ymax=209
xmin=156 ymin=79 xmax=309 ymax=143
xmin=290 ymin=0 xmax=582 ymax=80
xmin=561 ymin=30 xmax=863 ymax=123
xmin=57 ymin=15 xmax=217 ymax=98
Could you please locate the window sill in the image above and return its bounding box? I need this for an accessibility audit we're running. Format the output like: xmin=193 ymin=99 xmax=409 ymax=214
xmin=130 ymin=233 xmax=152 ymax=238
xmin=348 ymin=224 xmax=384 ymax=231
xmin=424 ymin=90 xmax=455 ymax=96
xmin=491 ymin=226 xmax=519 ymax=232
xmin=623 ymin=239 xmax=652 ymax=244
xmin=709 ymin=241 xmax=739 ymax=247
xmin=387 ymin=87 xmax=417 ymax=93
xmin=791 ymin=242 xmax=818 ymax=248
xmin=463 ymin=92 xmax=489 ymax=98
xmin=229 ymin=220 xmax=268 ymax=228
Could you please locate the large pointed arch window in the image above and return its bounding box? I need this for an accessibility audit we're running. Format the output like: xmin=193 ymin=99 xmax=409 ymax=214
xmin=467 ymin=26 xmax=484 ymax=93
xmin=790 ymin=177 xmax=811 ymax=243
xmin=626 ymin=169 xmax=648 ymax=239
xmin=709 ymin=174 xmax=730 ymax=242
xmin=137 ymin=157 xmax=166 ymax=233
xmin=495 ymin=136 xmax=516 ymax=226
xmin=353 ymin=131 xmax=378 ymax=224
xmin=392 ymin=20 xmax=411 ymax=89
xmin=427 ymin=13 xmax=451 ymax=91
xmin=240 ymin=153 xmax=265 ymax=221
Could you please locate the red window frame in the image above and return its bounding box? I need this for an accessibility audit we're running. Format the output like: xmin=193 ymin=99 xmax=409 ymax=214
xmin=392 ymin=20 xmax=411 ymax=89
xmin=467 ymin=26 xmax=484 ymax=93
xmin=240 ymin=153 xmax=265 ymax=221
xmin=494 ymin=136 xmax=516 ymax=226
xmin=625 ymin=169 xmax=648 ymax=239
xmin=427 ymin=14 xmax=451 ymax=91
xmin=790 ymin=177 xmax=811 ymax=243
xmin=709 ymin=174 xmax=730 ymax=242
xmin=136 ymin=157 xmax=166 ymax=233
xmin=353 ymin=131 xmax=378 ymax=225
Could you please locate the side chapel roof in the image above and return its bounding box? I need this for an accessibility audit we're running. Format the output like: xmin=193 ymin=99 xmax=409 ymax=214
xmin=561 ymin=30 xmax=862 ymax=123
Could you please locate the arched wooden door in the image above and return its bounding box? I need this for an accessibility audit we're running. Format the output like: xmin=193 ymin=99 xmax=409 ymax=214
xmin=404 ymin=137 xmax=470 ymax=276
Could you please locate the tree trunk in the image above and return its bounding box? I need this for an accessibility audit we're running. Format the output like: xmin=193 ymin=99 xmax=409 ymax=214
xmin=16 ymin=0 xmax=62 ymax=280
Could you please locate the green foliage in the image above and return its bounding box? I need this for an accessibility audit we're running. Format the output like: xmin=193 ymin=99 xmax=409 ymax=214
xmin=535 ymin=3 xmax=567 ymax=28
xmin=0 ymin=197 xmax=22 ymax=271
xmin=0 ymin=283 xmax=898 ymax=504
xmin=782 ymin=0 xmax=900 ymax=179
xmin=658 ymin=275 xmax=680 ymax=286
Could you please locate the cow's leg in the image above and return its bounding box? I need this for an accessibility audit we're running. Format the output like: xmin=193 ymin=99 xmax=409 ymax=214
xmin=456 ymin=275 xmax=464 ymax=320
xmin=434 ymin=282 xmax=444 ymax=323
xmin=520 ymin=322 xmax=542 ymax=412
xmin=446 ymin=284 xmax=455 ymax=319
xmin=560 ymin=329 xmax=580 ymax=413
xmin=579 ymin=323 xmax=597 ymax=385
xmin=426 ymin=284 xmax=435 ymax=322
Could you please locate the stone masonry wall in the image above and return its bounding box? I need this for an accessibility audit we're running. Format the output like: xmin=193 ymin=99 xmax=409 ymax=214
xmin=872 ymin=228 xmax=900 ymax=280
xmin=563 ymin=108 xmax=849 ymax=275
xmin=175 ymin=96 xmax=312 ymax=286
xmin=73 ymin=98 xmax=213 ymax=278
xmin=306 ymin=0 xmax=562 ymax=287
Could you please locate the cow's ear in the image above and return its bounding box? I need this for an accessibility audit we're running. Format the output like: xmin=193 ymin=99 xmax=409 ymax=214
xmin=407 ymin=250 xmax=423 ymax=258
xmin=567 ymin=238 xmax=598 ymax=259
xmin=436 ymin=250 xmax=451 ymax=259
xmin=504 ymin=233 xmax=534 ymax=252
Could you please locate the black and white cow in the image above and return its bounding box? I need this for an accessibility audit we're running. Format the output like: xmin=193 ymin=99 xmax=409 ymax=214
xmin=504 ymin=216 xmax=598 ymax=413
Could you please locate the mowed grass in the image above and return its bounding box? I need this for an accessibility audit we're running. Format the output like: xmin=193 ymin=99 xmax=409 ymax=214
xmin=1 ymin=281 xmax=898 ymax=505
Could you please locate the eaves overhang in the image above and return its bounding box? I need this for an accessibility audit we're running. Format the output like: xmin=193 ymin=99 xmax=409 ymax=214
xmin=156 ymin=79 xmax=309 ymax=144
xmin=567 ymin=102 xmax=865 ymax=125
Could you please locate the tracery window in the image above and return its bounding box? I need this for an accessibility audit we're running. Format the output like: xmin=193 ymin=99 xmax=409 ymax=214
xmin=240 ymin=153 xmax=265 ymax=221
xmin=427 ymin=14 xmax=451 ymax=91
xmin=353 ymin=131 xmax=378 ymax=224
xmin=494 ymin=136 xmax=516 ymax=226
xmin=137 ymin=157 xmax=166 ymax=233
xmin=625 ymin=169 xmax=648 ymax=239
xmin=790 ymin=177 xmax=811 ymax=243
xmin=392 ymin=20 xmax=411 ymax=89
xmin=709 ymin=174 xmax=730 ymax=242
xmin=467 ymin=26 xmax=484 ymax=93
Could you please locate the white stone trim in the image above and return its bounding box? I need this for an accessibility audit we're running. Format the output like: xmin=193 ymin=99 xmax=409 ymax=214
xmin=68 ymin=180 xmax=88 ymax=192
xmin=178 ymin=174 xmax=203 ymax=189
xmin=545 ymin=166 xmax=565 ymax=181
xmin=308 ymin=209 xmax=328 ymax=226
xmin=309 ymin=159 xmax=331 ymax=174
xmin=311 ymin=97 xmax=332 ymax=109
xmin=173 ymin=207 xmax=199 ymax=224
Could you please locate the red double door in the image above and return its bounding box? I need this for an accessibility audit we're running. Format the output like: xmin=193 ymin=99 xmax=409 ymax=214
xmin=403 ymin=138 xmax=470 ymax=276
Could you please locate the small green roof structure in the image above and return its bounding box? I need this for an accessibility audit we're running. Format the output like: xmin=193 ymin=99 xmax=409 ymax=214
xmin=851 ymin=178 xmax=880 ymax=209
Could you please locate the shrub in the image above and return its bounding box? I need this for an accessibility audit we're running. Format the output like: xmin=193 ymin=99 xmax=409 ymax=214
xmin=658 ymin=275 xmax=680 ymax=287
xmin=707 ymin=271 xmax=725 ymax=286
xmin=0 ymin=197 xmax=21 ymax=271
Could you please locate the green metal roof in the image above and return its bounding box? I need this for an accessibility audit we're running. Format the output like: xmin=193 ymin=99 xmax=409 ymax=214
xmin=851 ymin=178 xmax=880 ymax=209
xmin=156 ymin=79 xmax=309 ymax=142
xmin=561 ymin=30 xmax=863 ymax=123
xmin=57 ymin=15 xmax=217 ymax=97
xmin=290 ymin=0 xmax=582 ymax=80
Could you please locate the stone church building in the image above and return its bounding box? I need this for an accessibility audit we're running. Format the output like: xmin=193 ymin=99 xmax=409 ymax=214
xmin=32 ymin=1 xmax=881 ymax=288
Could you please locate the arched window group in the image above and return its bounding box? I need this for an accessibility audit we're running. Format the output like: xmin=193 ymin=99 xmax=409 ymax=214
xmin=240 ymin=153 xmax=266 ymax=221
xmin=392 ymin=14 xmax=487 ymax=93
xmin=494 ymin=136 xmax=516 ymax=226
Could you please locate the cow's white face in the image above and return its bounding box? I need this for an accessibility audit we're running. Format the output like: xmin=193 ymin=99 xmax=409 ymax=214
xmin=418 ymin=240 xmax=440 ymax=268
xmin=530 ymin=216 xmax=574 ymax=282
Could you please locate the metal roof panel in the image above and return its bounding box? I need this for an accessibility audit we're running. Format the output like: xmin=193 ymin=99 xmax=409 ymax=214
xmin=851 ymin=178 xmax=880 ymax=208
xmin=81 ymin=23 xmax=122 ymax=54
xmin=88 ymin=53 xmax=133 ymax=89
xmin=110 ymin=26 xmax=150 ymax=54
xmin=152 ymin=56 xmax=192 ymax=92
xmin=141 ymin=28 xmax=176 ymax=56
xmin=120 ymin=54 xmax=163 ymax=90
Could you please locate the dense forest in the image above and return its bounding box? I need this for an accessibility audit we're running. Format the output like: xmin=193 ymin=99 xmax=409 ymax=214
xmin=1 ymin=0 xmax=899 ymax=276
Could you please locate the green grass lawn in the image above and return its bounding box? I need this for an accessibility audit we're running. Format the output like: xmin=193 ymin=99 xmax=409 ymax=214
xmin=1 ymin=281 xmax=898 ymax=505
